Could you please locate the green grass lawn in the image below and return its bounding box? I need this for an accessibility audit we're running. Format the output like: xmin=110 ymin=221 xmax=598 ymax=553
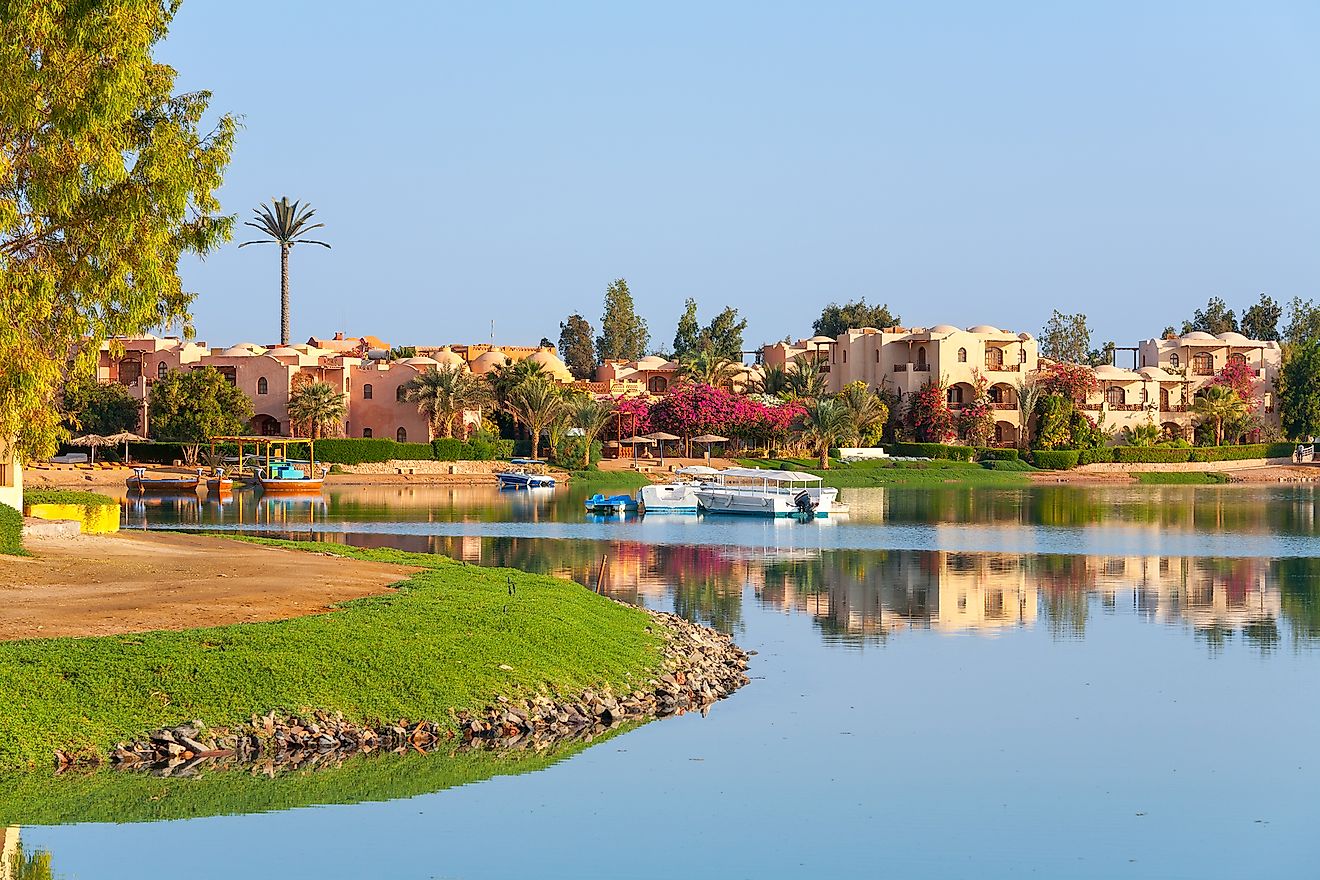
xmin=735 ymin=457 xmax=1034 ymax=487
xmin=1132 ymin=471 xmax=1229 ymax=484
xmin=0 ymin=541 xmax=664 ymax=772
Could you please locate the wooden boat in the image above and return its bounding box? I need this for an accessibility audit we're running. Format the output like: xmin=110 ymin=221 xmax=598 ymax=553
xmin=205 ymin=467 xmax=234 ymax=493
xmin=126 ymin=467 xmax=202 ymax=494
xmin=257 ymin=461 xmax=328 ymax=494
xmin=496 ymin=470 xmax=556 ymax=489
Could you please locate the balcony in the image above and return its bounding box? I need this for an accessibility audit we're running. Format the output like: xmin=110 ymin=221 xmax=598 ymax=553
xmin=985 ymin=363 xmax=1020 ymax=372
xmin=913 ymin=364 xmax=931 ymax=372
xmin=892 ymin=364 xmax=908 ymax=372
xmin=1106 ymin=403 xmax=1146 ymax=412
xmin=991 ymin=403 xmax=1017 ymax=411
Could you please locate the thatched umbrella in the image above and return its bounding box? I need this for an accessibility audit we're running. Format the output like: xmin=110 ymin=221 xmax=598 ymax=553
xmin=644 ymin=431 xmax=680 ymax=467
xmin=105 ymin=431 xmax=147 ymax=464
xmin=66 ymin=433 xmax=113 ymax=465
xmin=690 ymin=433 xmax=729 ymax=463
xmin=619 ymin=435 xmax=655 ymax=462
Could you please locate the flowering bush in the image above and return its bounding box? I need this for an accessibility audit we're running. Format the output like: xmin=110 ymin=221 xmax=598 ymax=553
xmin=648 ymin=384 xmax=803 ymax=449
xmin=610 ymin=396 xmax=652 ymax=435
xmin=1038 ymin=361 xmax=1099 ymax=402
xmin=956 ymin=371 xmax=994 ymax=446
xmin=907 ymin=378 xmax=955 ymax=443
xmin=1211 ymin=360 xmax=1260 ymax=409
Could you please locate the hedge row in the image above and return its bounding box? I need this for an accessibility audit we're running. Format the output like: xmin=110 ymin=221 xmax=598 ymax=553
xmin=1034 ymin=441 xmax=1298 ymax=469
xmin=23 ymin=490 xmax=118 ymax=508
xmin=0 ymin=503 xmax=22 ymax=555
xmin=1188 ymin=442 xmax=1295 ymax=462
xmin=1032 ymin=449 xmax=1081 ymax=470
xmin=974 ymin=447 xmax=1020 ymax=462
xmin=309 ymin=437 xmax=514 ymax=464
xmin=1112 ymin=447 xmax=1193 ymax=464
xmin=887 ymin=442 xmax=976 ymax=462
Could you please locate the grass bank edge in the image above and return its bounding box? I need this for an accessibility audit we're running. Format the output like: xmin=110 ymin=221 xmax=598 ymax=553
xmin=0 ymin=539 xmax=666 ymax=772
xmin=734 ymin=457 xmax=1033 ymax=487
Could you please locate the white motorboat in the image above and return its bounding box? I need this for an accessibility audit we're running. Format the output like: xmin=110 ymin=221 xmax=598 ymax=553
xmin=496 ymin=470 xmax=556 ymax=489
xmin=638 ymin=482 xmax=701 ymax=514
xmin=694 ymin=467 xmax=839 ymax=518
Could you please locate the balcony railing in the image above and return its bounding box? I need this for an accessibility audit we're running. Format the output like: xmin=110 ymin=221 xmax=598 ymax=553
xmin=913 ymin=364 xmax=931 ymax=372
xmin=892 ymin=364 xmax=907 ymax=372
xmin=1106 ymin=402 xmax=1146 ymax=411
xmin=991 ymin=403 xmax=1017 ymax=411
xmin=985 ymin=363 xmax=1019 ymax=372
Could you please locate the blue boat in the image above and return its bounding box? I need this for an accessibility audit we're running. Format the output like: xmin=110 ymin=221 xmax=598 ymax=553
xmin=496 ymin=470 xmax=556 ymax=489
xmin=584 ymin=493 xmax=638 ymax=514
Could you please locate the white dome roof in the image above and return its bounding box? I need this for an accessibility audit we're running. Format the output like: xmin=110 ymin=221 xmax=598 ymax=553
xmin=222 ymin=343 xmax=263 ymax=357
xmin=528 ymin=350 xmax=573 ymax=379
xmin=470 ymin=350 xmax=508 ymax=374
xmin=968 ymin=325 xmax=1001 ymax=334
xmin=265 ymin=346 xmax=300 ymax=357
xmin=807 ymin=335 xmax=834 ymax=344
xmin=637 ymin=355 xmax=668 ymax=369
xmin=399 ymin=356 xmax=438 ymax=367
xmin=1093 ymin=364 xmax=1133 ymax=377
xmin=929 ymin=324 xmax=960 ymax=333
xmin=431 ymin=347 xmax=465 ymax=367
xmin=1138 ymin=366 xmax=1172 ymax=379
xmin=1216 ymin=331 xmax=1250 ymax=343
xmin=1181 ymin=331 xmax=1215 ymax=341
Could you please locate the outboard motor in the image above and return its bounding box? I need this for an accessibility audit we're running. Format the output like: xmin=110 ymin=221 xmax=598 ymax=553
xmin=794 ymin=490 xmax=818 ymax=517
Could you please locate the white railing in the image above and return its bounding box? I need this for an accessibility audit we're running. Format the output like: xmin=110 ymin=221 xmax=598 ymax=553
xmin=1298 ymin=444 xmax=1315 ymax=461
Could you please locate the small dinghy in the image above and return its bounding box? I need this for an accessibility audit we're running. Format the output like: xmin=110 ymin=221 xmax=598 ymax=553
xmin=496 ymin=470 xmax=556 ymax=489
xmin=205 ymin=467 xmax=235 ymax=493
xmin=126 ymin=467 xmax=202 ymax=494
xmin=584 ymin=493 xmax=638 ymax=514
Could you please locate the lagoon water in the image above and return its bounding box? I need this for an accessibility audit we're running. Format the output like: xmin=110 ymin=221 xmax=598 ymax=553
xmin=12 ymin=483 xmax=1320 ymax=878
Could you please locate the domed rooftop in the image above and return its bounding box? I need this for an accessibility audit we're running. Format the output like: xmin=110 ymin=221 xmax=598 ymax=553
xmin=431 ymin=347 xmax=465 ymax=367
xmin=1216 ymin=331 xmax=1250 ymax=344
xmin=399 ymin=356 xmax=439 ymax=367
xmin=1018 ymin=332 xmax=1034 ymax=341
xmin=222 ymin=343 xmax=264 ymax=357
xmin=470 ymin=349 xmax=508 ymax=374
xmin=929 ymin=324 xmax=960 ymax=334
xmin=528 ymin=350 xmax=573 ymax=379
xmin=637 ymin=355 xmax=668 ymax=369
xmin=1093 ymin=364 xmax=1136 ymax=377
xmin=1181 ymin=331 xmax=1216 ymax=341
xmin=968 ymin=325 xmax=1001 ymax=334
xmin=807 ymin=335 xmax=835 ymax=344
xmin=265 ymin=347 xmax=300 ymax=358
xmin=1138 ymin=366 xmax=1173 ymax=379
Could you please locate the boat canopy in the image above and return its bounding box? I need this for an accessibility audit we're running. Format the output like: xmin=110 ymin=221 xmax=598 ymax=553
xmin=718 ymin=467 xmax=822 ymax=483
xmin=675 ymin=465 xmax=721 ymax=476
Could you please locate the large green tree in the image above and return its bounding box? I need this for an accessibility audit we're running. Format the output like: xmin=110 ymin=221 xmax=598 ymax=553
xmin=1283 ymin=297 xmax=1320 ymax=347
xmin=702 ymin=305 xmax=748 ymax=359
xmin=672 ymin=298 xmax=702 ymax=361
xmin=504 ymin=378 xmax=565 ymax=460
xmin=557 ymin=313 xmax=597 ymax=379
xmin=596 ymin=278 xmax=649 ymax=362
xmin=148 ymin=367 xmax=252 ymax=463
xmin=1278 ymin=337 xmax=1320 ymax=439
xmin=1179 ymin=296 xmax=1239 ymax=336
xmin=812 ymin=299 xmax=899 ymax=339
xmin=62 ymin=379 xmax=140 ymax=436
xmin=1191 ymin=385 xmax=1247 ymax=446
xmin=0 ymin=0 xmax=235 ymax=459
xmin=239 ymin=197 xmax=330 ymax=346
xmin=1241 ymin=293 xmax=1282 ymax=341
xmin=1039 ymin=310 xmax=1093 ymax=364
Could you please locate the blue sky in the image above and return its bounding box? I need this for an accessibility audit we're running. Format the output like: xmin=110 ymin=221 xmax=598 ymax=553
xmin=161 ymin=1 xmax=1319 ymax=352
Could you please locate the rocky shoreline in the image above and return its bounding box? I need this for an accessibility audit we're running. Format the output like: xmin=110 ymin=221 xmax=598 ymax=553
xmin=56 ymin=608 xmax=750 ymax=777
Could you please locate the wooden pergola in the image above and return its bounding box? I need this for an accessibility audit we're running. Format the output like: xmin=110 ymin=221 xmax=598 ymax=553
xmin=208 ymin=435 xmax=317 ymax=477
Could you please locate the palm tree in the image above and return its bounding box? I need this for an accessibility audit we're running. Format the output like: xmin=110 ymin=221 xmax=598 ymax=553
xmin=570 ymin=397 xmax=616 ymax=468
xmin=784 ymin=355 xmax=828 ymax=400
xmin=1122 ymin=421 xmax=1162 ymax=447
xmin=488 ymin=358 xmax=544 ymax=407
xmin=800 ymin=397 xmax=854 ymax=469
xmin=505 ymin=378 xmax=566 ymax=460
xmin=286 ymin=381 xmax=345 ymax=439
xmin=748 ymin=363 xmax=791 ymax=397
xmin=679 ymin=349 xmax=741 ymax=388
xmin=1015 ymin=377 xmax=1041 ymax=450
xmin=838 ymin=382 xmax=888 ymax=443
xmin=404 ymin=365 xmax=492 ymax=438
xmin=1193 ymin=385 xmax=1248 ymax=446
xmin=239 ymin=197 xmax=331 ymax=346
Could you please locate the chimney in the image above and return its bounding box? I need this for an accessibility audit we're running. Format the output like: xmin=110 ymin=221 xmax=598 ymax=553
xmin=334 ymin=331 xmax=344 ymax=341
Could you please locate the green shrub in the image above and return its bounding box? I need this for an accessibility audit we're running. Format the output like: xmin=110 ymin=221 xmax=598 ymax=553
xmin=23 ymin=490 xmax=117 ymax=508
xmin=1189 ymin=442 xmax=1296 ymax=462
xmin=981 ymin=458 xmax=1035 ymax=471
xmin=550 ymin=436 xmax=601 ymax=470
xmin=1032 ymin=449 xmax=1081 ymax=470
xmin=974 ymin=447 xmax=1019 ymax=462
xmin=887 ymin=442 xmax=975 ymax=462
xmin=309 ymin=438 xmax=400 ymax=464
xmin=1113 ymin=446 xmax=1192 ymax=463
xmin=1076 ymin=447 xmax=1113 ymax=465
xmin=493 ymin=439 xmax=515 ymax=460
xmin=0 ymin=504 xmax=22 ymax=555
xmin=395 ymin=442 xmax=435 ymax=460
xmin=431 ymin=438 xmax=465 ymax=461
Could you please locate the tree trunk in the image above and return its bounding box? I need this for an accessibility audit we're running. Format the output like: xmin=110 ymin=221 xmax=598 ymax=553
xmin=583 ymin=434 xmax=592 ymax=469
xmin=530 ymin=427 xmax=540 ymax=461
xmin=280 ymin=244 xmax=291 ymax=347
xmin=819 ymin=444 xmax=830 ymax=469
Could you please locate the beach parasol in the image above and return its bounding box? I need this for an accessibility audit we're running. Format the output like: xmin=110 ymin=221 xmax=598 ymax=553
xmin=690 ymin=433 xmax=729 ymax=463
xmin=66 ymin=433 xmax=113 ymax=464
xmin=105 ymin=431 xmax=147 ymax=463
xmin=619 ymin=435 xmax=655 ymax=462
xmin=644 ymin=431 xmax=681 ymax=467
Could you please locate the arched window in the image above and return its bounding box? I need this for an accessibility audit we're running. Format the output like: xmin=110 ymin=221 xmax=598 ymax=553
xmin=363 ymin=427 xmax=373 ymax=438
xmin=648 ymin=375 xmax=668 ymax=393
xmin=363 ymin=383 xmax=373 ymax=400
xmin=947 ymin=386 xmax=963 ymax=405
xmin=957 ymin=348 xmax=967 ymax=363
xmin=1141 ymin=387 xmax=1149 ymax=404
xmin=1228 ymin=352 xmax=1246 ymax=367
xmin=396 ymin=385 xmax=408 ymax=402
xmin=396 ymin=427 xmax=407 ymax=443
xmin=1169 ymin=353 xmax=1180 ymax=368
xmin=1192 ymin=352 xmax=1214 ymax=376
xmin=916 ymin=347 xmax=927 ymax=370
xmin=985 ymin=348 xmax=1003 ymax=369
xmin=1018 ymin=348 xmax=1027 ymax=364
xmin=257 ymin=376 xmax=268 ymax=395
xmin=1106 ymin=386 xmax=1125 ymax=407
xmin=157 ymin=361 xmax=168 ymax=379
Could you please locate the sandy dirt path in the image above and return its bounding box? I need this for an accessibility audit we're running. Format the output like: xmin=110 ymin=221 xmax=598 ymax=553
xmin=0 ymin=532 xmax=414 ymax=641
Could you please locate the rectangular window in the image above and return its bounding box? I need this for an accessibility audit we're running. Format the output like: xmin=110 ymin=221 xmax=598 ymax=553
xmin=0 ymin=462 xmax=11 ymax=488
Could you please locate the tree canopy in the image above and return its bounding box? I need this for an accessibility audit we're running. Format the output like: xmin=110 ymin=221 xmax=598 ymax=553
xmin=148 ymin=367 xmax=252 ymax=453
xmin=557 ymin=313 xmax=596 ymax=379
xmin=286 ymin=381 xmax=345 ymax=439
xmin=673 ymin=299 xmax=747 ymax=361
xmin=1 ymin=0 xmax=235 ymax=459
xmin=1038 ymin=310 xmax=1093 ymax=364
xmin=1279 ymin=338 xmax=1320 ymax=440
xmin=1283 ymin=297 xmax=1320 ymax=347
xmin=1240 ymin=294 xmax=1282 ymax=342
xmin=1179 ymin=297 xmax=1239 ymax=336
xmin=62 ymin=379 xmax=140 ymax=436
xmin=596 ymin=278 xmax=649 ymax=362
xmin=672 ymin=299 xmax=702 ymax=361
xmin=812 ymin=299 xmax=899 ymax=339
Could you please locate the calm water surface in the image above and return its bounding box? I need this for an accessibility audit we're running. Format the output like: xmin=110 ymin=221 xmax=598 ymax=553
xmin=15 ymin=483 xmax=1320 ymax=878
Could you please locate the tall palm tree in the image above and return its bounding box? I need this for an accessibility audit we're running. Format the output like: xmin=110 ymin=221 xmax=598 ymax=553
xmin=239 ymin=197 xmax=330 ymax=346
xmin=838 ymin=383 xmax=887 ymax=443
xmin=488 ymin=358 xmax=544 ymax=407
xmin=748 ymin=363 xmax=790 ymax=397
xmin=286 ymin=381 xmax=345 ymax=439
xmin=785 ymin=355 xmax=828 ymax=400
xmin=570 ymin=396 xmax=616 ymax=468
xmin=1015 ymin=377 xmax=1041 ymax=450
xmin=679 ymin=349 xmax=741 ymax=389
xmin=1193 ymin=384 xmax=1247 ymax=446
xmin=800 ymin=398 xmax=854 ymax=469
xmin=505 ymin=378 xmax=566 ymax=460
xmin=404 ymin=365 xmax=491 ymax=438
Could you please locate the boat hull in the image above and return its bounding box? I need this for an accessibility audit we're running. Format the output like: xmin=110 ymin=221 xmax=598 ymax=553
xmin=585 ymin=493 xmax=638 ymax=514
xmin=497 ymin=472 xmax=556 ymax=489
xmin=638 ymin=483 xmax=700 ymax=514
xmin=259 ymin=478 xmax=325 ymax=494
xmin=695 ymin=486 xmax=840 ymax=518
xmin=205 ymin=478 xmax=235 ymax=493
xmin=126 ymin=477 xmax=199 ymax=494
